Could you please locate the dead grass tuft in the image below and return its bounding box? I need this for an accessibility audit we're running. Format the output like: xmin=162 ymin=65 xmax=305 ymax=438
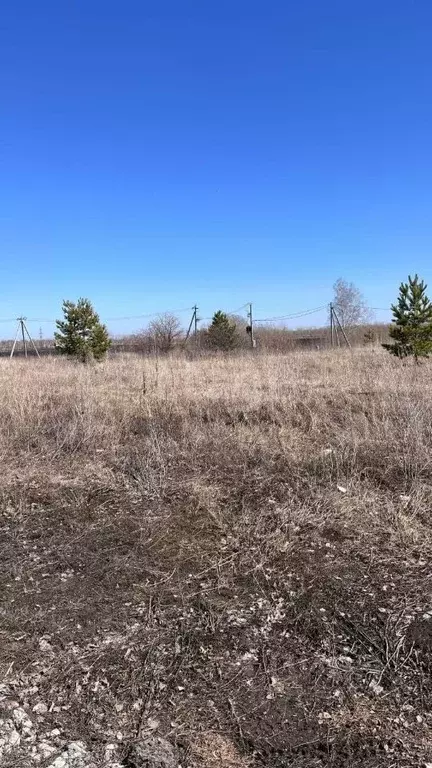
xmin=189 ymin=732 xmax=251 ymax=767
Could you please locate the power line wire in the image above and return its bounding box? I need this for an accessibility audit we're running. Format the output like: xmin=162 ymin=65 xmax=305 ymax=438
xmin=103 ymin=307 xmax=192 ymax=322
xmin=254 ymin=306 xmax=327 ymax=323
xmin=0 ymin=306 xmax=194 ymax=325
xmin=226 ymin=303 xmax=249 ymax=315
xmin=0 ymin=304 xmax=392 ymax=326
xmin=199 ymin=303 xmax=250 ymax=322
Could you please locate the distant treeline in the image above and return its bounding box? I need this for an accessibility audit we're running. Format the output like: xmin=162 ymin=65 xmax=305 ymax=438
xmin=0 ymin=322 xmax=391 ymax=357
xmin=116 ymin=320 xmax=390 ymax=354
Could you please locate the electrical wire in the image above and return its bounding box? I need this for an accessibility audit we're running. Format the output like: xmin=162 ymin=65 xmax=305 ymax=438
xmin=225 ymin=303 xmax=249 ymax=315
xmin=200 ymin=304 xmax=249 ymax=321
xmin=0 ymin=306 xmax=194 ymax=325
xmin=24 ymin=319 xmax=57 ymax=324
xmin=102 ymin=307 xmax=192 ymax=322
xmin=254 ymin=305 xmax=328 ymax=323
xmin=0 ymin=304 xmax=392 ymax=326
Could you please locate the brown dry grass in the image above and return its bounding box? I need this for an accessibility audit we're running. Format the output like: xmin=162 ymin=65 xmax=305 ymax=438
xmin=1 ymin=349 xmax=432 ymax=767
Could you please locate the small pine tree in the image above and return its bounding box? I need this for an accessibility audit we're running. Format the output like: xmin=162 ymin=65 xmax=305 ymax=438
xmin=383 ymin=274 xmax=432 ymax=362
xmin=55 ymin=298 xmax=111 ymax=362
xmin=207 ymin=310 xmax=239 ymax=351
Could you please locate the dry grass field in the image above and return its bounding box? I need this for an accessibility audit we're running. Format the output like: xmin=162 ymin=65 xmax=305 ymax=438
xmin=1 ymin=349 xmax=432 ymax=767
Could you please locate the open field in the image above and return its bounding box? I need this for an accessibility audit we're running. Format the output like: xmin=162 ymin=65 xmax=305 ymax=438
xmin=1 ymin=350 xmax=432 ymax=767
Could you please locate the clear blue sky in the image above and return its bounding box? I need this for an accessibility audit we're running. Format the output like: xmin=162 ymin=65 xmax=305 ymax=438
xmin=1 ymin=0 xmax=432 ymax=337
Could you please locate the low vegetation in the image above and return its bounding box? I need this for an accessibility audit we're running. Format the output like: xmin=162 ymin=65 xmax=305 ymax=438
xmin=1 ymin=348 xmax=432 ymax=766
xmin=207 ymin=310 xmax=240 ymax=350
xmin=55 ymin=298 xmax=111 ymax=362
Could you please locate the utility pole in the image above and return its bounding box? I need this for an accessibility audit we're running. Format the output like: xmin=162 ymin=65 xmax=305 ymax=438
xmin=334 ymin=320 xmax=340 ymax=347
xmin=246 ymin=302 xmax=256 ymax=348
xmin=10 ymin=317 xmax=40 ymax=358
xmin=332 ymin=306 xmax=351 ymax=348
xmin=183 ymin=305 xmax=200 ymax=350
xmin=330 ymin=303 xmax=334 ymax=347
xmin=21 ymin=317 xmax=27 ymax=358
xmin=193 ymin=305 xmax=199 ymax=348
xmin=10 ymin=322 xmax=21 ymax=359
xmin=184 ymin=307 xmax=195 ymax=345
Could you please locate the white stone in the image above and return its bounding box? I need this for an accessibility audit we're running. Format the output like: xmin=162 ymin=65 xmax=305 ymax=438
xmin=0 ymin=723 xmax=21 ymax=756
xmin=47 ymin=741 xmax=90 ymax=768
xmin=369 ymin=680 xmax=384 ymax=695
xmin=12 ymin=707 xmax=32 ymax=728
xmin=39 ymin=638 xmax=54 ymax=653
xmin=49 ymin=755 xmax=68 ymax=768
xmin=39 ymin=742 xmax=57 ymax=759
xmin=67 ymin=741 xmax=89 ymax=766
xmin=6 ymin=728 xmax=21 ymax=749
xmin=104 ymin=744 xmax=117 ymax=760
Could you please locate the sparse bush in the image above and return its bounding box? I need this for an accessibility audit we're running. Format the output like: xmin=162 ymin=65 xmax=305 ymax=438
xmin=148 ymin=312 xmax=182 ymax=353
xmin=363 ymin=327 xmax=376 ymax=345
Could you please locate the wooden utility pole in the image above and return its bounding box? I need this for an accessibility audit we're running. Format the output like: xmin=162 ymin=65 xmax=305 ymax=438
xmin=184 ymin=307 xmax=195 ymax=345
xmin=334 ymin=320 xmax=340 ymax=347
xmin=193 ymin=305 xmax=199 ymax=347
xmin=10 ymin=317 xmax=40 ymax=358
xmin=247 ymin=303 xmax=256 ymax=348
xmin=10 ymin=322 xmax=21 ymax=359
xmin=21 ymin=317 xmax=27 ymax=358
xmin=183 ymin=305 xmax=200 ymax=349
xmin=330 ymin=303 xmax=334 ymax=347
xmin=332 ymin=306 xmax=351 ymax=348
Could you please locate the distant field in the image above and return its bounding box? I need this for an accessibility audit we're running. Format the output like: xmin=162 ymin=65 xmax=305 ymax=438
xmin=1 ymin=350 xmax=431 ymax=767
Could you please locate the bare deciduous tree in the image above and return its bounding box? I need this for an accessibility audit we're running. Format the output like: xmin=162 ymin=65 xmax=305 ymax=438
xmin=148 ymin=312 xmax=182 ymax=353
xmin=333 ymin=278 xmax=373 ymax=327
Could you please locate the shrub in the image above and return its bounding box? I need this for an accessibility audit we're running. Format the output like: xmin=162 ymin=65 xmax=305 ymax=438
xmin=55 ymin=298 xmax=111 ymax=362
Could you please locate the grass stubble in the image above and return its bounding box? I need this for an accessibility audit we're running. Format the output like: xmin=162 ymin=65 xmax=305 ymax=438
xmin=0 ymin=349 xmax=432 ymax=767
